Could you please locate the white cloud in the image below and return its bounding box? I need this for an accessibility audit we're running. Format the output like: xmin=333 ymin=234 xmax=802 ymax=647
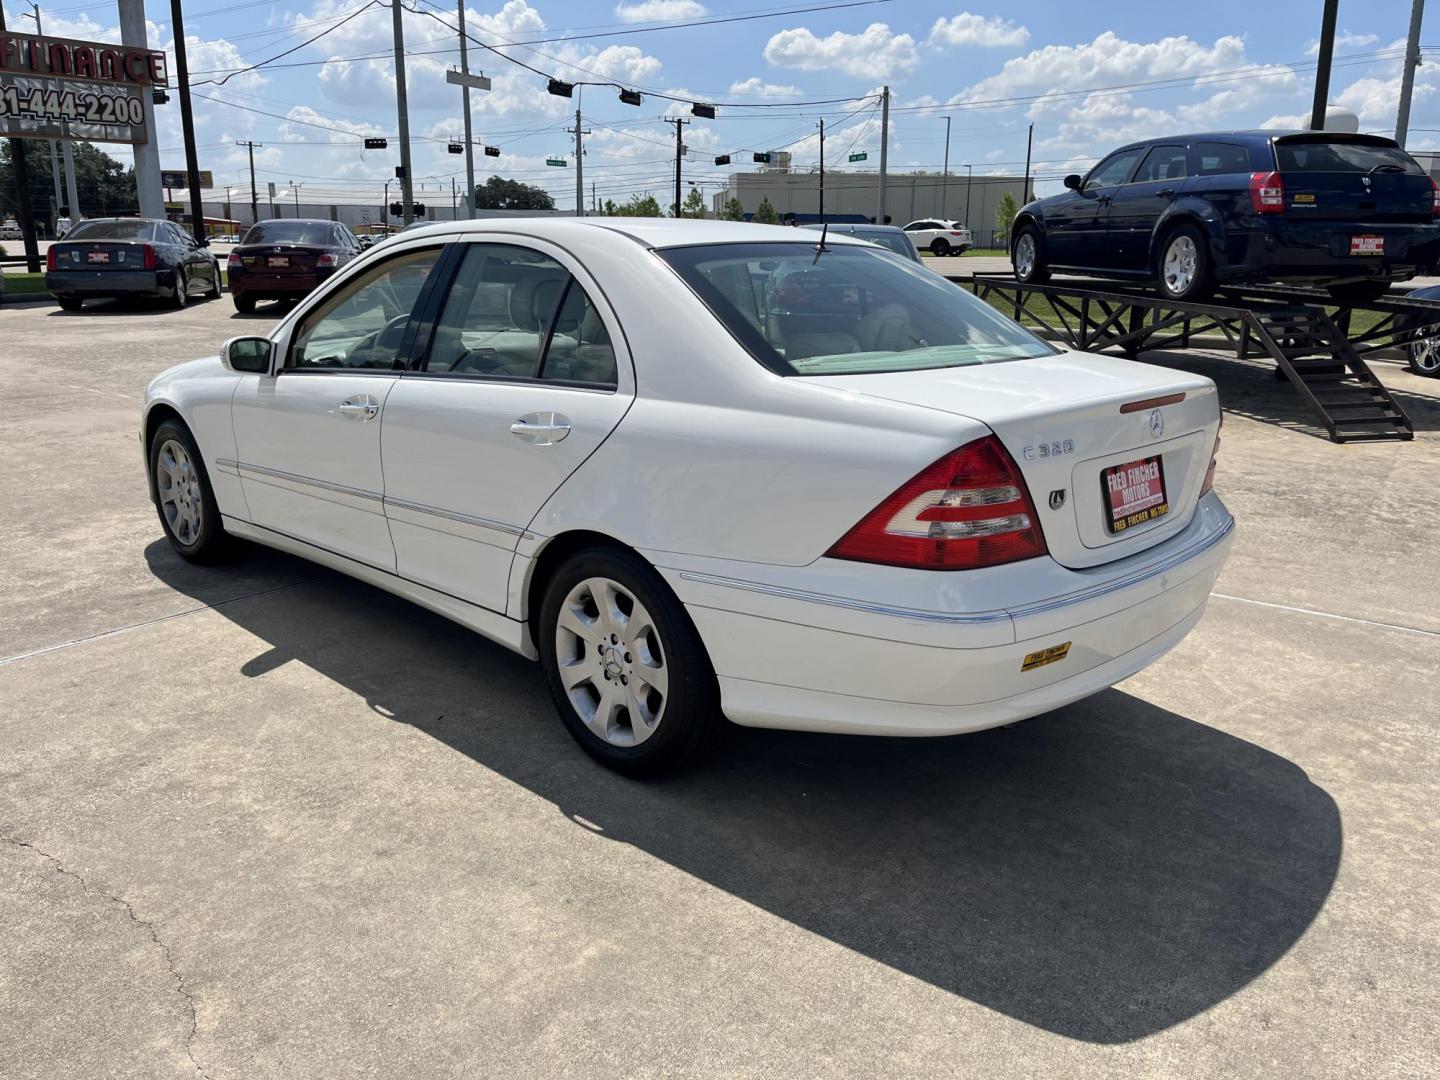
xmin=763 ymin=23 xmax=918 ymax=79
xmin=1305 ymin=31 xmax=1380 ymax=56
xmin=570 ymin=44 xmax=662 ymax=82
xmin=614 ymin=0 xmax=706 ymax=21
xmin=928 ymin=13 xmax=1029 ymax=49
xmin=471 ymin=0 xmax=547 ymax=36
xmin=729 ymin=76 xmax=802 ymax=98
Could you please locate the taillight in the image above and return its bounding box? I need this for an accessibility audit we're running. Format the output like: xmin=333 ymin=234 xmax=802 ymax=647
xmin=1430 ymin=177 xmax=1439 ymax=217
xmin=1200 ymin=411 xmax=1223 ymax=497
xmin=46 ymin=247 xmax=57 ymax=271
xmin=142 ymin=244 xmax=157 ymax=270
xmin=1249 ymin=171 xmax=1285 ymax=214
xmin=316 ymin=252 xmax=338 ymax=268
xmin=949 ymin=231 xmax=965 ymax=236
xmin=227 ymin=252 xmax=242 ymax=270
xmin=827 ymin=435 xmax=1047 ymax=570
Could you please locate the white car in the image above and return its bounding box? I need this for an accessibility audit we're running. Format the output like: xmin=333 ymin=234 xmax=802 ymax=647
xmin=141 ymin=219 xmax=1232 ymax=774
xmin=902 ymin=219 xmax=973 ymax=256
xmin=0 ymin=219 xmax=21 ymax=240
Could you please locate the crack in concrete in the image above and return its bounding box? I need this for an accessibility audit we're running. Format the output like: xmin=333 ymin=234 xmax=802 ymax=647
xmin=2 ymin=835 xmax=211 ymax=1080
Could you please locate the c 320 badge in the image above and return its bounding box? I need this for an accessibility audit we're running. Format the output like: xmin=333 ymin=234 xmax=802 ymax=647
xmin=1022 ymin=439 xmax=1075 ymax=461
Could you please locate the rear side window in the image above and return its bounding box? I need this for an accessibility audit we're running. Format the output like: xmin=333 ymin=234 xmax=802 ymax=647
xmin=1193 ymin=142 xmax=1252 ymax=176
xmin=1276 ymin=139 xmax=1424 ymax=175
xmin=1134 ymin=145 xmax=1189 ymax=183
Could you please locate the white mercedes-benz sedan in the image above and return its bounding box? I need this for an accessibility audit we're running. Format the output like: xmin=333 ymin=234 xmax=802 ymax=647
xmin=142 ymin=218 xmax=1233 ymax=774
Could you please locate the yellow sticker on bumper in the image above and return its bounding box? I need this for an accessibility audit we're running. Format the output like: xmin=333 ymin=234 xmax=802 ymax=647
xmin=1021 ymin=641 xmax=1072 ymax=672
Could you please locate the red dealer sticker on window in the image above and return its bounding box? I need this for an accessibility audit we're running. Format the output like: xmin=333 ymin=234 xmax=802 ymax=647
xmin=1103 ymin=455 xmax=1168 ymax=534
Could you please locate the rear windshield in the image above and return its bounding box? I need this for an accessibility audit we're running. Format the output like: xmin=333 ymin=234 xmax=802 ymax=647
xmin=1276 ymin=139 xmax=1424 ymax=175
xmin=242 ymin=221 xmax=335 ymax=245
xmin=856 ymin=230 xmax=917 ymax=259
xmin=659 ymin=242 xmax=1054 ymax=376
xmin=65 ymin=220 xmax=156 ymax=241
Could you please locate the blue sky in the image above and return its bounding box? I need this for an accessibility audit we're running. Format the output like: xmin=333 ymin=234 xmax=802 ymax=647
xmin=7 ymin=0 xmax=1435 ymax=207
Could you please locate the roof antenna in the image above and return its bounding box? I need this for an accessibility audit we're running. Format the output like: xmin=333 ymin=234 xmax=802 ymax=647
xmin=812 ymin=220 xmax=829 ymax=264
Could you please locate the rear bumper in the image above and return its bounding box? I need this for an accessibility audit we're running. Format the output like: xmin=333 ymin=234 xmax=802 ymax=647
xmin=1218 ymin=220 xmax=1440 ymax=283
xmin=228 ymin=267 xmax=333 ymax=300
xmin=46 ymin=269 xmax=173 ymax=297
xmin=665 ymin=493 xmax=1235 ymax=736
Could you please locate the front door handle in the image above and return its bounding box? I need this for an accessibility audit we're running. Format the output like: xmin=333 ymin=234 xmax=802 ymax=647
xmin=338 ymin=395 xmax=380 ymax=421
xmin=1156 ymin=188 xmax=1176 ymax=198
xmin=510 ymin=411 xmax=572 ymax=445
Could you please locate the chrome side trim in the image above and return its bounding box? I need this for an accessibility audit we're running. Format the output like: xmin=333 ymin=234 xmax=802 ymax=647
xmin=214 ymin=456 xmax=241 ymax=476
xmin=678 ymin=514 xmax=1235 ymax=625
xmin=383 ymin=495 xmax=528 ymax=539
xmin=233 ymin=460 xmax=383 ymax=503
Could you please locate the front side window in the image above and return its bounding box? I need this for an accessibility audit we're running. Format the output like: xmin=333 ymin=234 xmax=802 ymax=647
xmin=1134 ymin=145 xmax=1189 ymax=183
xmin=425 ymin=244 xmax=617 ymax=386
xmin=288 ymin=248 xmax=441 ymax=370
xmin=1085 ymin=149 xmax=1145 ymax=190
xmin=660 ymin=242 xmax=1054 ymax=376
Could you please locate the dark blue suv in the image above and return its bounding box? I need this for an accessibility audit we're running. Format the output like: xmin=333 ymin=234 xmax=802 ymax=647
xmin=1011 ymin=131 xmax=1440 ymax=303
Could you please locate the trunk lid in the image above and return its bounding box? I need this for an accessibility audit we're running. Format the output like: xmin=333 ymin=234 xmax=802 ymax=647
xmin=1273 ymin=134 xmax=1434 ymax=223
xmin=806 ymin=351 xmax=1220 ymax=569
xmin=233 ymin=243 xmax=325 ymax=279
xmin=51 ymin=240 xmax=149 ymax=271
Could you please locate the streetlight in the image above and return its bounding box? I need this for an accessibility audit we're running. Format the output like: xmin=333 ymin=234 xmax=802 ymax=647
xmin=290 ymin=181 xmax=303 ymax=214
xmin=964 ymin=164 xmax=973 ymax=231
xmin=941 ymin=115 xmax=951 ymax=219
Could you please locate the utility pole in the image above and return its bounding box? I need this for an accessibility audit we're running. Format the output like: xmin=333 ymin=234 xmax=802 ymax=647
xmin=672 ymin=117 xmax=690 ymax=217
xmin=1396 ymin=0 xmax=1426 ymax=145
xmin=392 ymin=0 xmax=414 ymax=225
xmin=236 ymin=141 xmax=261 ymax=225
xmin=568 ymin=104 xmax=590 ymax=218
xmin=942 ymin=115 xmax=951 ymax=219
xmin=169 ymin=0 xmax=206 ymax=241
xmin=451 ymin=176 xmax=457 ymax=217
xmin=964 ymin=163 xmax=972 ymax=230
xmin=1310 ymin=0 xmax=1339 ymax=130
xmin=1022 ymin=123 xmax=1033 ymax=204
xmin=817 ymin=117 xmax=825 ymax=222
xmin=0 ymin=4 xmax=39 ymax=270
xmin=456 ymin=0 xmax=476 ymax=217
xmin=119 ymin=0 xmax=163 ymax=218
xmin=876 ymin=85 xmax=890 ymax=225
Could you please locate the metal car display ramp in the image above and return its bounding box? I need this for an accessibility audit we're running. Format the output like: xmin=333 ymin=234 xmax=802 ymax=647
xmin=966 ymin=275 xmax=1439 ymax=444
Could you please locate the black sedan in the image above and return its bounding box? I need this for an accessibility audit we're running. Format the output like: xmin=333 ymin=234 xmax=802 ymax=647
xmin=46 ymin=217 xmax=222 ymax=311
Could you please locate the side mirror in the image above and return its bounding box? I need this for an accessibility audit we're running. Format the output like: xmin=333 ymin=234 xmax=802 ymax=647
xmin=201 ymin=235 xmax=212 ymax=246
xmin=1064 ymin=173 xmax=1083 ymax=191
xmin=221 ymin=336 xmax=273 ymax=374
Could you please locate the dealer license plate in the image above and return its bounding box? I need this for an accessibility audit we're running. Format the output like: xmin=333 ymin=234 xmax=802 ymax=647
xmin=87 ymin=251 xmax=110 ymax=263
xmin=1103 ymin=456 xmax=1168 ymax=534
xmin=267 ymin=255 xmax=290 ymax=268
xmin=1350 ymin=235 xmax=1384 ymax=256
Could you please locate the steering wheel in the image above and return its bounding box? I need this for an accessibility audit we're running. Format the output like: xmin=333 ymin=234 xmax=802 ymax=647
xmin=346 ymin=313 xmax=412 ymax=366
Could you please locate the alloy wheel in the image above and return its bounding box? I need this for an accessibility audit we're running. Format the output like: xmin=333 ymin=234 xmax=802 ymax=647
xmin=1015 ymin=233 xmax=1036 ymax=278
xmin=553 ymin=576 xmax=668 ymax=747
xmin=1162 ymin=235 xmax=1198 ymax=295
xmin=1410 ymin=328 xmax=1440 ymax=375
xmin=156 ymin=438 xmax=203 ymax=545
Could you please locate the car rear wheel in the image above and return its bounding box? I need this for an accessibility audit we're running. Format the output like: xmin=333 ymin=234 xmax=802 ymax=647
xmin=148 ymin=419 xmax=230 ymax=563
xmin=57 ymin=296 xmax=83 ymax=311
xmin=1156 ymin=224 xmax=1213 ymax=301
xmin=1012 ymin=225 xmax=1050 ymax=284
xmin=206 ymin=266 xmax=223 ymax=299
xmin=929 ymin=238 xmax=951 ymax=256
xmin=1326 ymin=280 xmax=1390 ymax=305
xmin=1408 ymin=327 xmax=1440 ymax=377
xmin=539 ymin=547 xmax=722 ymax=777
xmin=233 ymin=294 xmax=256 ymax=314
xmin=170 ymin=271 xmax=188 ymax=308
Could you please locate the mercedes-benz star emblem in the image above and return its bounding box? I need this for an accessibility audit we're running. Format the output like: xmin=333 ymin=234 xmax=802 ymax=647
xmin=1149 ymin=408 xmax=1165 ymax=439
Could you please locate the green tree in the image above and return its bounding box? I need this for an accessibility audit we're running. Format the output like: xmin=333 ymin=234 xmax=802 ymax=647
xmin=753 ymin=196 xmax=779 ymax=225
xmin=472 ymin=176 xmax=555 ymax=210
xmin=994 ymin=191 xmax=1019 ymax=248
xmin=608 ymin=192 xmax=662 ymax=217
xmin=682 ymin=185 xmax=708 ymax=218
xmin=722 ymin=196 xmax=744 ymax=221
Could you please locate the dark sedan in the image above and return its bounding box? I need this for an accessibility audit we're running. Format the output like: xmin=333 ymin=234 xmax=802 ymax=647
xmin=1012 ymin=131 xmax=1440 ymax=304
xmin=227 ymin=218 xmax=362 ymax=313
xmin=799 ymin=222 xmax=924 ymax=263
xmin=46 ymin=218 xmax=221 ymax=311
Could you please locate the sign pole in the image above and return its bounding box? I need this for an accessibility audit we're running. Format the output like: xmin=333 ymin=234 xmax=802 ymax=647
xmin=0 ymin=4 xmax=41 ymax=270
xmin=118 ymin=0 xmax=164 ymax=219
xmin=456 ymin=0 xmax=476 ymax=219
xmin=168 ymin=0 xmax=206 ymax=240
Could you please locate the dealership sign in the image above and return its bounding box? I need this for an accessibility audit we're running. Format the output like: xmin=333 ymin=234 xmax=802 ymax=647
xmin=0 ymin=29 xmax=168 ymax=144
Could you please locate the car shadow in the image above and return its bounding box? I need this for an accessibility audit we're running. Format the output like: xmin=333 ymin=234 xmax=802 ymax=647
xmin=144 ymin=538 xmax=1341 ymax=1045
xmin=229 ymin=299 xmax=298 ymax=321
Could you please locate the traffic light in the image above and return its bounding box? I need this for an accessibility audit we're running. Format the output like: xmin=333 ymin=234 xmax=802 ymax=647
xmin=364 ymin=137 xmax=388 ymax=149
xmin=753 ymin=152 xmax=771 ymax=164
xmin=394 ymin=165 xmax=407 ymax=179
xmin=714 ymin=154 xmax=731 ymax=165
xmin=413 ymin=203 xmax=426 ymax=217
xmin=618 ymin=88 xmax=641 ymax=106
xmin=547 ymin=79 xmax=574 ymax=98
xmin=447 ymin=142 xmax=463 ymax=154
xmin=389 ymin=201 xmax=403 ymax=217
xmin=691 ymin=103 xmax=716 ymax=119
xmin=484 ymin=146 xmax=500 ymax=157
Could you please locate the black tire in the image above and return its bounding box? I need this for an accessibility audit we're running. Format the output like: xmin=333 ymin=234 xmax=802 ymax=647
xmin=1012 ymin=224 xmax=1050 ymax=284
xmin=147 ymin=419 xmax=231 ymax=564
xmin=57 ymin=296 xmax=83 ymax=311
xmin=1326 ymin=280 xmax=1390 ymax=305
xmin=1407 ymin=325 xmax=1440 ymax=377
xmin=1154 ymin=223 xmax=1214 ymax=301
xmin=170 ymin=270 xmax=188 ymax=309
xmin=929 ymin=238 xmax=951 ymax=256
xmin=538 ymin=546 xmax=722 ymax=777
xmin=207 ymin=265 xmax=223 ymax=299
xmin=233 ymin=294 xmax=257 ymax=314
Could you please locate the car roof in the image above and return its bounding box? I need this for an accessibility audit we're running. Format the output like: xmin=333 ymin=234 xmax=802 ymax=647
xmin=249 ymin=218 xmax=337 ymax=226
xmin=798 ymin=223 xmax=904 ymax=234
xmin=395 ymin=216 xmax=876 ymax=250
xmin=1102 ymin=130 xmax=1402 ymax=155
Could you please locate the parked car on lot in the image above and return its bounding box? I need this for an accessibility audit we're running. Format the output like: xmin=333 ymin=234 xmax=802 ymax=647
xmin=227 ymin=218 xmax=363 ymax=313
xmin=0 ymin=218 xmax=21 ymax=240
xmin=1400 ymin=283 xmax=1440 ymax=377
xmin=902 ymin=218 xmax=973 ymax=256
xmin=1013 ymin=131 xmax=1440 ymax=304
xmin=799 ymin=222 xmax=923 ymax=263
xmin=141 ymin=219 xmax=1232 ymax=775
xmin=45 ymin=217 xmax=222 ymax=311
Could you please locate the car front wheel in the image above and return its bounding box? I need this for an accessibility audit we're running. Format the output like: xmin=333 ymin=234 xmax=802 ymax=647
xmin=539 ymin=547 xmax=721 ymax=776
xmin=1409 ymin=326 xmax=1440 ymax=377
xmin=149 ymin=419 xmax=229 ymax=563
xmin=1012 ymin=225 xmax=1050 ymax=284
xmin=1156 ymin=224 xmax=1213 ymax=301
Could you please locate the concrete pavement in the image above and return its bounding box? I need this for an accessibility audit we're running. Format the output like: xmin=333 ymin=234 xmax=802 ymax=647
xmin=1 ymin=295 xmax=1437 ymax=1078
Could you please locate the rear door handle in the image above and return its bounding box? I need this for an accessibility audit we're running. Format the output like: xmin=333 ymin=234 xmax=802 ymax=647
xmin=510 ymin=411 xmax=571 ymax=445
xmin=338 ymin=395 xmax=380 ymax=421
